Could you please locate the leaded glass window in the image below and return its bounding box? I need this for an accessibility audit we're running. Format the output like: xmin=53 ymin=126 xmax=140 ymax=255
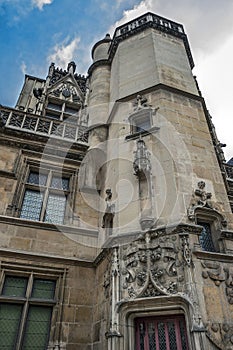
xmin=0 ymin=275 xmax=56 ymax=350
xmin=32 ymin=279 xmax=56 ymax=300
xmin=22 ymin=306 xmax=52 ymax=350
xmin=2 ymin=276 xmax=27 ymax=298
xmin=20 ymin=190 xmax=44 ymax=221
xmin=44 ymin=194 xmax=66 ymax=224
xmin=129 ymin=109 xmax=152 ymax=136
xmin=135 ymin=315 xmax=189 ymax=350
xmin=20 ymin=169 xmax=70 ymax=224
xmin=198 ymin=222 xmax=216 ymax=252
xmin=46 ymin=100 xmax=79 ymax=122
xmin=135 ymin=118 xmax=151 ymax=133
xmin=0 ymin=304 xmax=22 ymax=350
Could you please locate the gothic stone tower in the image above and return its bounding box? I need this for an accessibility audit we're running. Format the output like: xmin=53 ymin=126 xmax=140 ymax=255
xmin=0 ymin=12 xmax=232 ymax=350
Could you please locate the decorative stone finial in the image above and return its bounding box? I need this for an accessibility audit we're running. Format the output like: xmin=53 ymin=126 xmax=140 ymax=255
xmin=133 ymin=94 xmax=148 ymax=110
xmin=67 ymin=61 xmax=76 ymax=74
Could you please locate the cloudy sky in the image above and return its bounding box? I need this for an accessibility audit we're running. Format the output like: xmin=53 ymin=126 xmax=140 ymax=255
xmin=0 ymin=0 xmax=232 ymax=160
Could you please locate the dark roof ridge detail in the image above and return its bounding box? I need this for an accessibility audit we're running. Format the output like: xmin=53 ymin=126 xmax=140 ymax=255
xmin=108 ymin=12 xmax=194 ymax=69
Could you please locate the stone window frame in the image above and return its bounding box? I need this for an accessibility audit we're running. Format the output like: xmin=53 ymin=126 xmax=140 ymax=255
xmin=8 ymin=157 xmax=78 ymax=226
xmin=128 ymin=109 xmax=153 ymax=137
xmin=194 ymin=208 xmax=225 ymax=253
xmin=0 ymin=262 xmax=66 ymax=350
xmin=45 ymin=97 xmax=81 ymax=124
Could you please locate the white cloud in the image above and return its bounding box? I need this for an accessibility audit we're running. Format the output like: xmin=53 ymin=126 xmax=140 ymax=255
xmin=194 ymin=35 xmax=233 ymax=161
xmin=20 ymin=61 xmax=27 ymax=75
xmin=108 ymin=0 xmax=155 ymax=35
xmin=32 ymin=0 xmax=53 ymax=11
xmin=47 ymin=37 xmax=80 ymax=69
xmin=109 ymin=0 xmax=233 ymax=54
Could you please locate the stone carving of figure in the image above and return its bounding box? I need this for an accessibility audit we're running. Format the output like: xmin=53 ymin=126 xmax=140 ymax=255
xmin=102 ymin=189 xmax=115 ymax=233
xmin=194 ymin=181 xmax=212 ymax=208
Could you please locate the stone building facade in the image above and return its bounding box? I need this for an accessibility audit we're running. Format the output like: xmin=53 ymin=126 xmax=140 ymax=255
xmin=0 ymin=12 xmax=233 ymax=350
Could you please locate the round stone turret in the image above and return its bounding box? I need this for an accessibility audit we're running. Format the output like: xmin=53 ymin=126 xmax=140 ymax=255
xmin=91 ymin=34 xmax=111 ymax=63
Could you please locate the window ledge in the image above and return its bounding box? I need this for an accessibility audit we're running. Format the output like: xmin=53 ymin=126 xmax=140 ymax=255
xmin=193 ymin=248 xmax=233 ymax=261
xmin=0 ymin=215 xmax=98 ymax=237
xmin=125 ymin=126 xmax=160 ymax=141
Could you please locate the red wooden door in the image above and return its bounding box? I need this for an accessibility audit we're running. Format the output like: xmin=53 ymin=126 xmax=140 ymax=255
xmin=135 ymin=315 xmax=189 ymax=350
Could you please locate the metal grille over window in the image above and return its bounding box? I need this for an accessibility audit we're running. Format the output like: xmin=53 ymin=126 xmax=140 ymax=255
xmin=20 ymin=170 xmax=70 ymax=224
xmin=158 ymin=322 xmax=166 ymax=350
xmin=148 ymin=322 xmax=156 ymax=349
xmin=135 ymin=316 xmax=189 ymax=350
xmin=168 ymin=322 xmax=177 ymax=350
xmin=198 ymin=222 xmax=216 ymax=252
xmin=0 ymin=275 xmax=56 ymax=350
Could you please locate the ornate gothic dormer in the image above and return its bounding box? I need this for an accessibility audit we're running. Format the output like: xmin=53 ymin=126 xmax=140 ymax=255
xmin=48 ymin=62 xmax=86 ymax=95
